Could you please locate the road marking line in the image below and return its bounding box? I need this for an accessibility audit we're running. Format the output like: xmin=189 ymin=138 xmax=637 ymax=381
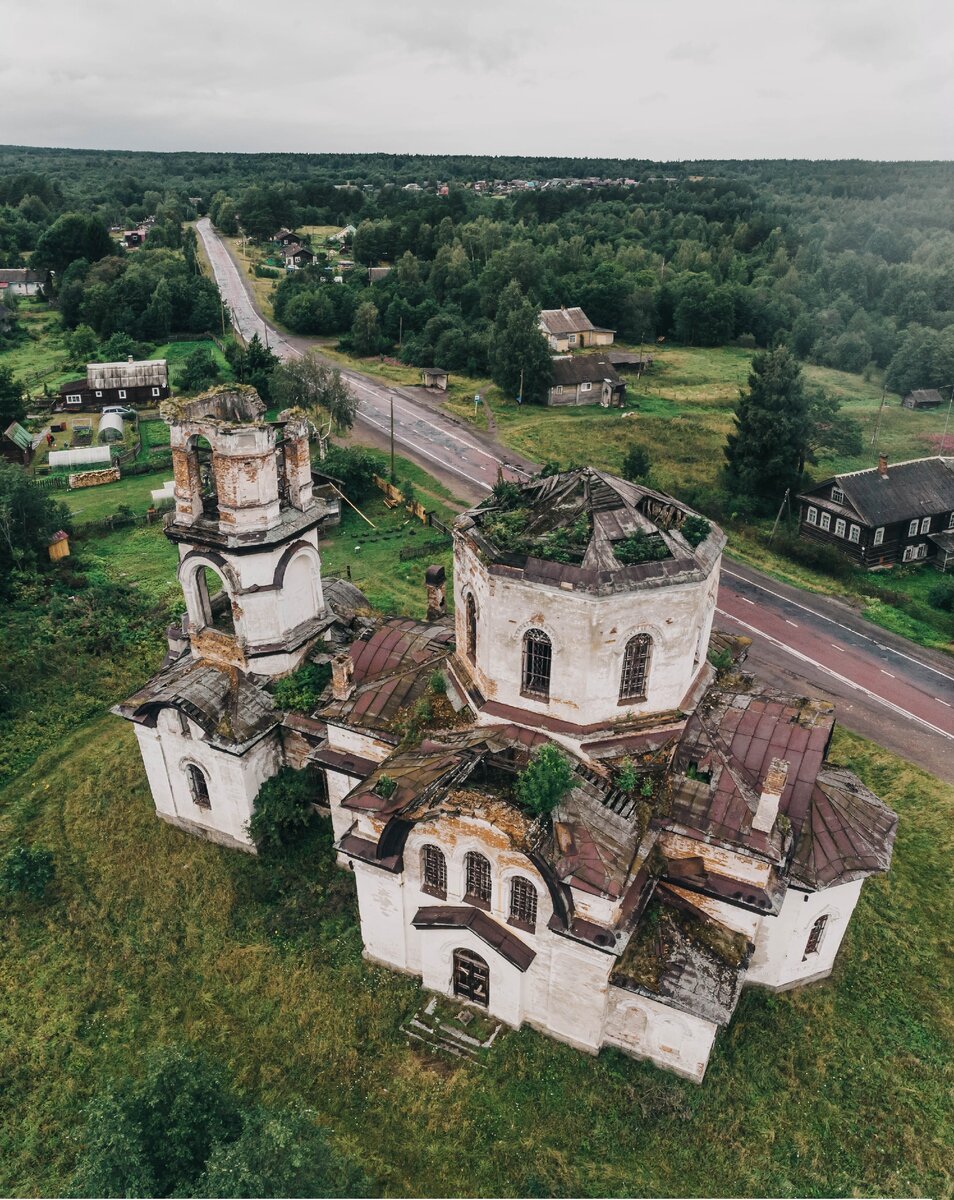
xmin=937 ymin=698 xmax=952 ymax=707
xmin=741 ymin=597 xmax=756 ymax=605
xmin=716 ymin=607 xmax=954 ymax=743
xmin=785 ymin=619 xmax=798 ymax=627
xmin=722 ymin=567 xmax=954 ymax=686
xmin=881 ymin=670 xmax=895 ymax=678
xmin=831 ymin=644 xmax=845 ymax=652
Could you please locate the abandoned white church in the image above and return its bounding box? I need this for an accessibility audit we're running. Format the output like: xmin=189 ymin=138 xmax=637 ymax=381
xmin=116 ymin=386 xmax=897 ymax=1082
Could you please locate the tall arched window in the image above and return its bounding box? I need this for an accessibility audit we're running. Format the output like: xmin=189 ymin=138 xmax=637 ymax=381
xmin=804 ymin=914 xmax=828 ymax=958
xmin=509 ymin=876 xmax=538 ymax=931
xmin=464 ymin=851 xmax=492 ymax=905
xmin=522 ymin=629 xmax=552 ymax=699
xmin=619 ymin=634 xmax=652 ymax=702
xmin=186 ymin=763 xmax=211 ymax=809
xmin=465 ymin=594 xmax=478 ymax=662
xmin=421 ymin=844 xmax=447 ymax=897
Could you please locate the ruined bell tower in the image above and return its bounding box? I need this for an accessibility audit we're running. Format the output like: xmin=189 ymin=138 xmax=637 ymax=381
xmin=164 ymin=385 xmax=331 ymax=677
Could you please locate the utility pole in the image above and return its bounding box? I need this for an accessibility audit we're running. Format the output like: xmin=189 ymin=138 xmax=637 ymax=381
xmin=871 ymin=381 xmax=887 ymax=448
xmin=942 ymin=383 xmax=954 ymax=453
xmin=398 ymin=315 xmax=403 ymax=349
xmin=389 ymin=390 xmax=396 ymax=481
xmin=518 ymin=366 xmax=524 ymax=405
xmin=769 ymin=488 xmax=791 ymax=543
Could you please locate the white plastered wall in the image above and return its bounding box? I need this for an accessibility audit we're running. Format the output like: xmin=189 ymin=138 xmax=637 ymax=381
xmin=454 ymin=537 xmax=720 ymax=729
xmin=603 ymin=987 xmax=718 ymax=1083
xmin=745 ymin=878 xmax=864 ymax=991
xmin=134 ymin=710 xmax=282 ymax=852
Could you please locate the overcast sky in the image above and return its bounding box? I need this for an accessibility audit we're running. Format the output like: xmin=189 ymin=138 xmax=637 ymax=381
xmin=2 ymin=0 xmax=952 ymax=160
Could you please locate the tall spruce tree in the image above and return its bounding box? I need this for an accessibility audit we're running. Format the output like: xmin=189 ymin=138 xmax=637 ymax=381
xmin=489 ymin=281 xmax=552 ymax=403
xmin=724 ymin=346 xmax=810 ymax=510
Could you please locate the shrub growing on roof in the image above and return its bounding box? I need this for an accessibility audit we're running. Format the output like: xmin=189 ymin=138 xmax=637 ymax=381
xmin=247 ymin=767 xmax=318 ymax=851
xmin=516 ymin=744 xmax=575 ymax=816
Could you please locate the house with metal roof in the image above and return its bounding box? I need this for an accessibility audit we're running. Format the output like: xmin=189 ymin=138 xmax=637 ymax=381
xmin=2 ymin=421 xmax=34 ymax=465
xmin=0 ymin=268 xmax=45 ymax=296
xmin=114 ymin=431 xmax=896 ymax=1082
xmin=547 ymin=355 xmax=625 ymax=406
xmin=798 ymin=454 xmax=954 ymax=569
xmin=538 ymin=306 xmax=615 ymax=353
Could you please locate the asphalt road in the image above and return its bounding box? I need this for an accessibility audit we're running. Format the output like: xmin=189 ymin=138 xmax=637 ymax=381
xmin=195 ymin=218 xmax=954 ymax=780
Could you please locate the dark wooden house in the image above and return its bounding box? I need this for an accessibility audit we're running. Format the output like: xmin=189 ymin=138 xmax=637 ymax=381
xmin=275 ymin=229 xmax=305 ymax=247
xmin=57 ymin=357 xmax=169 ymax=411
xmin=2 ymin=421 xmax=33 ymax=465
xmin=797 ymin=455 xmax=954 ymax=570
xmin=902 ymin=389 xmax=945 ymax=410
xmin=546 ymin=356 xmax=625 ymax=407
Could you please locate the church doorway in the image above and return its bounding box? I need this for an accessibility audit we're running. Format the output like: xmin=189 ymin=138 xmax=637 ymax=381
xmin=453 ymin=948 xmax=490 ymax=1007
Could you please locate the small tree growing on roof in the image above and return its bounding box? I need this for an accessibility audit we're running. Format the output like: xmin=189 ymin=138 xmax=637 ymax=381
xmin=516 ymin=745 xmax=575 ymax=816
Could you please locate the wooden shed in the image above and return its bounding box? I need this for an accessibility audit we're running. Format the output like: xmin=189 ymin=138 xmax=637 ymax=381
xmin=48 ymin=531 xmax=70 ymax=561
xmin=902 ymin=389 xmax=944 ymax=410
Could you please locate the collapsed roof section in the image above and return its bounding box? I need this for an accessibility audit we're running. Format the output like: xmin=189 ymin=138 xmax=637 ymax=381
xmin=458 ymin=467 xmax=725 ymax=594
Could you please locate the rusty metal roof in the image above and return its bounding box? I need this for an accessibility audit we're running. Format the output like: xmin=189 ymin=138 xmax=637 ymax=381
xmin=117 ymin=658 xmax=278 ymax=752
xmin=412 ymin=905 xmax=536 ymax=971
xmin=791 ymin=766 xmax=898 ymax=889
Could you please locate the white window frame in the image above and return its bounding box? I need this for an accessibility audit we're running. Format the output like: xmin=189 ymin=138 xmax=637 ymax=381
xmin=580 ymin=381 xmax=592 ymax=393
xmin=95 ymin=390 xmax=102 ymax=397
xmin=920 ymin=516 xmax=931 ymax=534
xmin=903 ymin=544 xmax=928 ymax=563
xmin=820 ymin=511 xmax=831 ymax=531
xmin=806 ymin=506 xmax=818 ymax=526
xmin=151 ymin=387 xmax=160 ymax=397
xmin=873 ymin=526 xmax=884 ymax=546
xmin=908 ymin=519 xmax=919 ymax=537
xmin=554 ymin=385 xmax=563 ymax=395
xmin=834 ymin=518 xmax=846 ymax=538
xmin=67 ymin=394 xmax=82 ymax=405
xmin=917 ymin=543 xmax=928 ymax=559
xmin=567 ymin=333 xmax=577 ymax=346
xmin=831 ymin=486 xmax=845 ymax=504
xmin=118 ymin=389 xmax=127 ymax=399
xmin=848 ymin=524 xmax=860 ymax=543
xmin=948 ymin=512 xmax=954 ymax=530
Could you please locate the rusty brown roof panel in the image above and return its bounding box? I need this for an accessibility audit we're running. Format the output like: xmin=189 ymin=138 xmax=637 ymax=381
xmin=412 ymin=905 xmax=536 ymax=971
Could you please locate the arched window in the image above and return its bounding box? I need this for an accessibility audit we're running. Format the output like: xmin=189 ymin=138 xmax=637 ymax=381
xmin=619 ymin=634 xmax=652 ymax=702
xmin=804 ymin=914 xmax=828 ymax=958
xmin=186 ymin=763 xmax=211 ymax=809
xmin=464 ymin=851 xmax=492 ymax=905
xmin=509 ymin=876 xmax=538 ymax=931
xmin=465 ymin=594 xmax=478 ymax=662
xmin=522 ymin=629 xmax=552 ymax=699
xmin=453 ymin=948 xmax=489 ymax=1006
xmin=421 ymin=844 xmax=447 ymax=897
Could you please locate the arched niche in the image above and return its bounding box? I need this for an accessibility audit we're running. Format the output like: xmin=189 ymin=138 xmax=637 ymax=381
xmin=179 ymin=554 xmax=240 ymax=638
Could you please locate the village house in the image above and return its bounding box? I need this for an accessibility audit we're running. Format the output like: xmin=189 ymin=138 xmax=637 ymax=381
xmin=0 ymin=268 xmax=45 ymax=296
xmin=58 ymin=357 xmax=169 ymax=411
xmin=284 ymin=245 xmax=317 ymax=269
xmin=547 ymin=355 xmax=625 ymax=407
xmin=902 ymin=389 xmax=945 ymax=410
xmin=798 ymin=455 xmax=954 ymax=570
xmin=538 ymin=307 xmax=615 ymax=353
xmin=115 ymin=395 xmax=896 ymax=1083
xmin=368 ymin=266 xmax=392 ymax=284
xmin=274 ymin=229 xmax=305 ymax=247
xmin=2 ymin=421 xmax=33 ymax=465
xmin=123 ymin=229 xmax=147 ymax=248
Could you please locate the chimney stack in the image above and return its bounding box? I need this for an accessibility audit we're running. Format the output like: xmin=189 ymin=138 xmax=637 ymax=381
xmin=425 ymin=564 xmax=446 ymax=622
xmin=127 ymin=354 xmax=134 ymax=363
xmin=331 ymin=650 xmax=355 ymax=701
xmin=878 ymin=454 xmax=888 ymax=477
xmin=752 ymin=757 xmax=788 ymax=833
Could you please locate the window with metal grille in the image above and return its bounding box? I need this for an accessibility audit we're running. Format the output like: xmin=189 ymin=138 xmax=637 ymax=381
xmin=466 ymin=594 xmax=477 ymax=662
xmin=453 ymin=948 xmax=489 ymax=1006
xmin=464 ymin=851 xmax=492 ymax=905
xmin=804 ymin=914 xmax=828 ymax=957
xmin=509 ymin=876 xmax=538 ymax=930
xmin=619 ymin=634 xmax=652 ymax=702
xmin=421 ymin=844 xmax=447 ymax=897
xmin=187 ymin=764 xmax=211 ymax=809
xmin=521 ymin=629 xmax=552 ymax=699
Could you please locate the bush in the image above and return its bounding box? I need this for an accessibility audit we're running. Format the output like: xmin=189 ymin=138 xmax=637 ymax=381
xmin=616 ymin=758 xmax=638 ymax=794
xmin=773 ymin=529 xmax=856 ymax=581
xmin=621 ymin=444 xmax=651 ymax=483
xmin=319 ymin=444 xmax=385 ymax=502
xmin=247 ymin=767 xmax=319 ymax=851
xmin=374 ymin=774 xmax=397 ymax=799
xmin=928 ymin=577 xmax=954 ymax=612
xmin=516 ymin=745 xmax=575 ymax=816
xmin=0 ymin=844 xmax=54 ymax=900
xmin=680 ymin=514 xmax=711 ymax=548
xmin=615 ymin=532 xmax=669 ymax=565
xmin=271 ymin=662 xmax=331 ymax=713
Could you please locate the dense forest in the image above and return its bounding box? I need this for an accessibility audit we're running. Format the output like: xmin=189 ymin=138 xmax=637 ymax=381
xmin=2 ymin=147 xmax=954 ymax=398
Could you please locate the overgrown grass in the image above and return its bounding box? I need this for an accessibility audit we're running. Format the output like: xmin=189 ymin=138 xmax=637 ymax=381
xmin=152 ymin=337 xmax=233 ymax=379
xmin=0 ymin=720 xmax=948 ymax=1198
xmin=61 ymin=469 xmax=174 ymax=524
